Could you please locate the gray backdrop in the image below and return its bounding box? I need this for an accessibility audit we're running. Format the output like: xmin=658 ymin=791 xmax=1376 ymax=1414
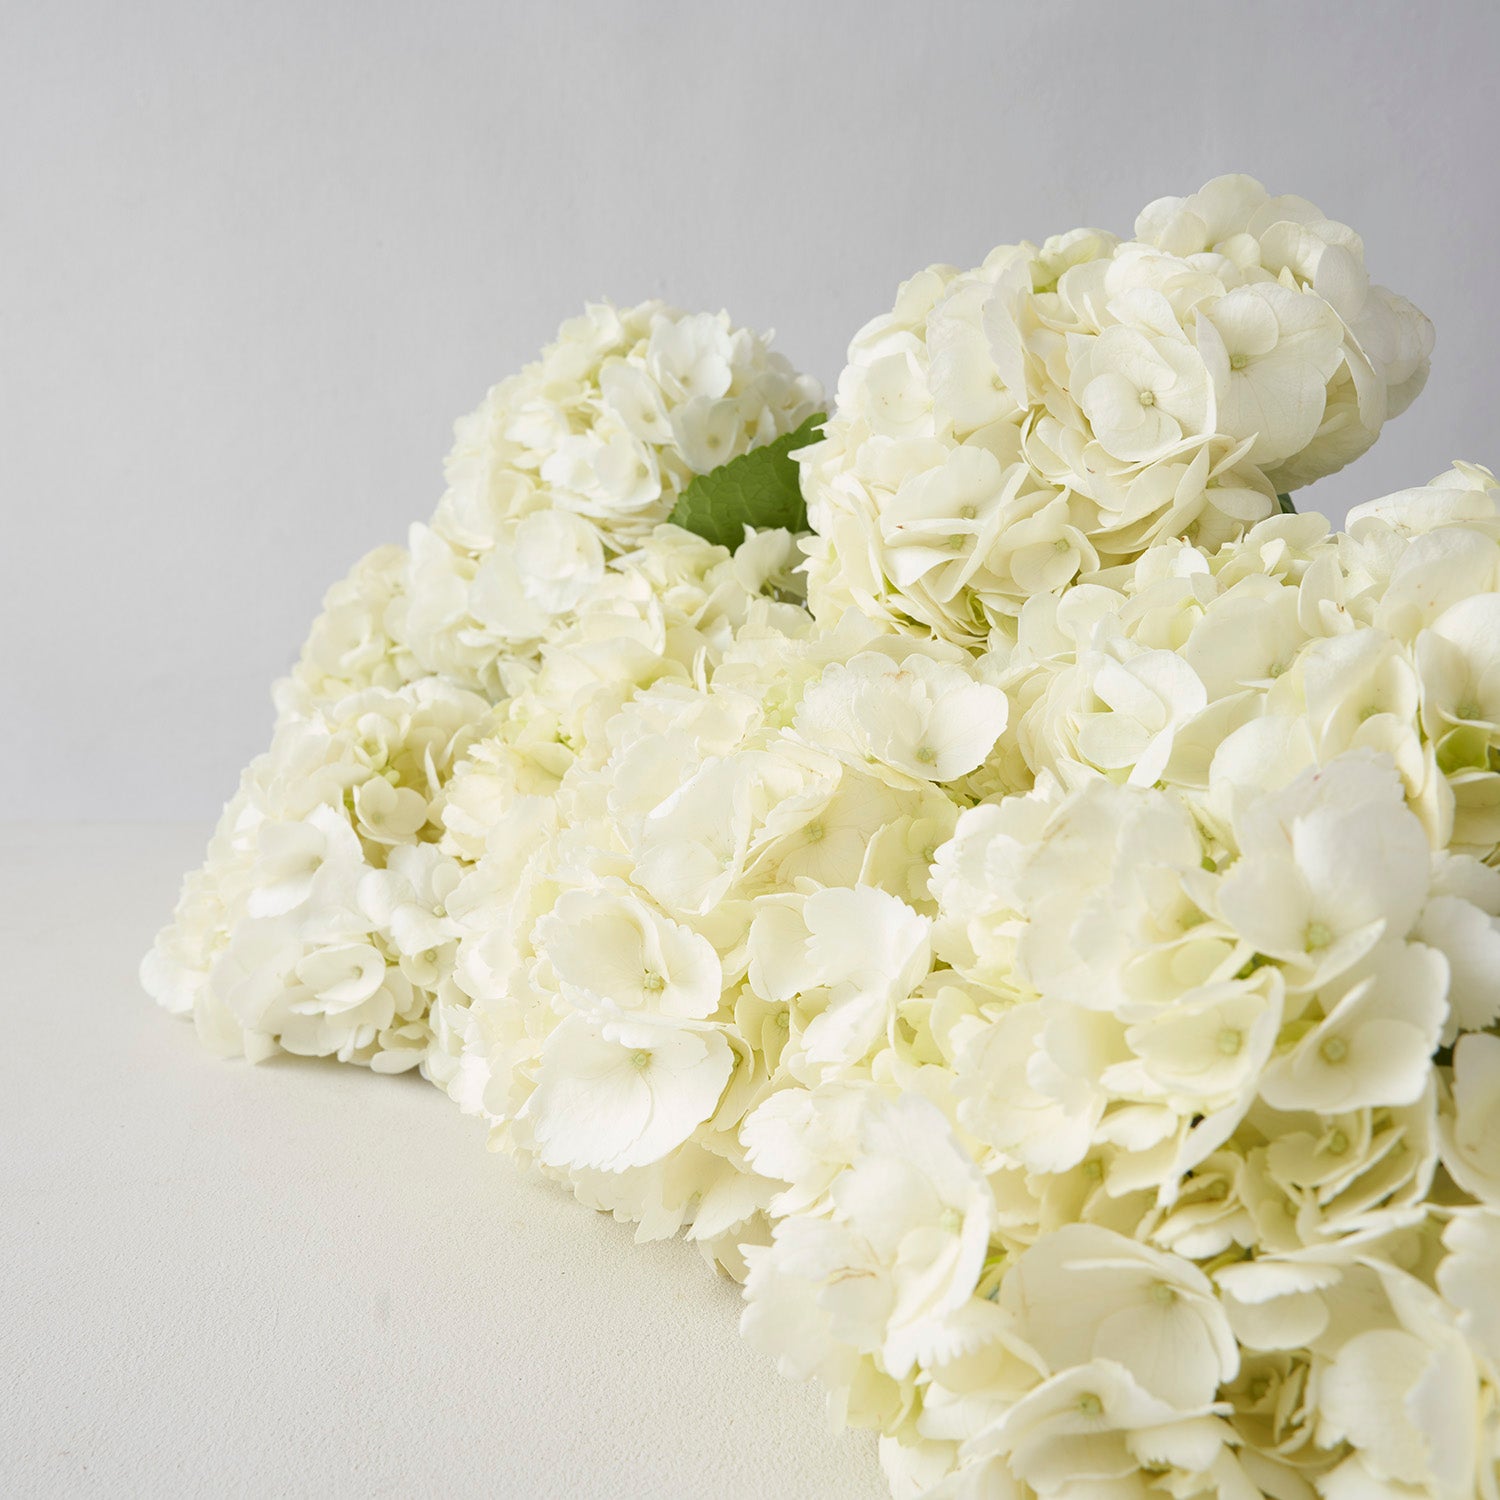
xmin=6 ymin=0 xmax=1498 ymax=822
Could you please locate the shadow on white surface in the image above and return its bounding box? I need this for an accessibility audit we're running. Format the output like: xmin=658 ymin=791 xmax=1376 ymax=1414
xmin=0 ymin=824 xmax=887 ymax=1498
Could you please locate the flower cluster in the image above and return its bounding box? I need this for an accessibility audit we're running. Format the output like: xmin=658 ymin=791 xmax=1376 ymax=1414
xmin=143 ymin=525 xmax=818 ymax=1070
xmin=743 ymin=467 xmax=1500 ymax=1498
xmin=147 ymin=185 xmax=1500 ymax=1500
xmin=403 ymin=300 xmax=819 ymax=697
xmin=144 ymin=301 xmax=823 ymax=1068
xmin=800 ymin=174 xmax=1433 ymax=649
xmin=143 ymin=678 xmax=498 ymax=1068
xmin=428 ymin=616 xmax=1005 ymax=1270
xmin=273 ymin=300 xmax=820 ymax=716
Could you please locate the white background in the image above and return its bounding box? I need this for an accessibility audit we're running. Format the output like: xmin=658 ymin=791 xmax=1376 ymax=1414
xmin=5 ymin=0 xmax=1500 ymax=821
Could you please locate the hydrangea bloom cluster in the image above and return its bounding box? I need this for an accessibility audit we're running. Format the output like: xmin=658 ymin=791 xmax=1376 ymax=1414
xmin=145 ymin=301 xmax=822 ymax=1068
xmin=273 ymin=299 xmax=820 ymax=716
xmin=800 ymin=174 xmax=1433 ymax=649
xmin=744 ymin=467 xmax=1500 ymax=1498
xmin=427 ymin=615 xmax=1006 ymax=1272
xmin=147 ymin=184 xmax=1500 ymax=1499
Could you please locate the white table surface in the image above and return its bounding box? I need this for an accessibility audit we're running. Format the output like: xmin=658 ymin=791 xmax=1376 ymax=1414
xmin=0 ymin=823 xmax=887 ymax=1498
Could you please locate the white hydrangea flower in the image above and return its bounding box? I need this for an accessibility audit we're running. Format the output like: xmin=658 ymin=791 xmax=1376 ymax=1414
xmin=747 ymin=885 xmax=932 ymax=1077
xmin=1073 ymin=646 xmax=1208 ymax=787
xmin=273 ymin=544 xmax=419 ymax=722
xmin=794 ymin=648 xmax=1009 ymax=786
xmin=269 ymin=299 xmax=821 ymax=723
xmin=802 ymin=174 xmax=1431 ymax=649
xmin=743 ymin=1092 xmax=995 ymax=1385
xmin=536 ymin=884 xmax=723 ymax=1020
xmin=998 ymin=1225 xmax=1239 ymax=1408
xmin=142 ymin=677 xmax=496 ymax=1069
xmin=439 ymin=609 xmax=1001 ymax=1254
xmin=442 ymin=302 xmax=819 ymax=548
xmin=1257 ymin=941 xmax=1448 ymax=1113
xmin=146 ymin=297 xmax=825 ymax=1083
xmin=401 ymin=301 xmax=819 ymax=692
xmin=359 ymin=843 xmax=465 ymax=959
xmin=1215 ymin=753 xmax=1433 ymax=989
xmin=1316 ymin=1268 xmax=1484 ymax=1499
xmin=521 ymin=1011 xmax=735 ymax=1173
xmin=964 ymin=1359 xmax=1231 ymax=1499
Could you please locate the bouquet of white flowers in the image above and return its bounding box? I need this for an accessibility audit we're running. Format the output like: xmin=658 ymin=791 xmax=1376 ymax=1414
xmin=145 ymin=177 xmax=1500 ymax=1499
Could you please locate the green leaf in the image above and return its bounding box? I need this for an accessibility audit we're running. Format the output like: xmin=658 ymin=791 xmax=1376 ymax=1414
xmin=1277 ymin=491 xmax=1297 ymax=515
xmin=668 ymin=413 xmax=826 ymax=549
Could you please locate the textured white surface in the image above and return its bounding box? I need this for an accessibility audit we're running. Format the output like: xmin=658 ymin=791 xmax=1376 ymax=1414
xmin=6 ymin=1 xmax=1500 ymax=820
xmin=0 ymin=823 xmax=887 ymax=1499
